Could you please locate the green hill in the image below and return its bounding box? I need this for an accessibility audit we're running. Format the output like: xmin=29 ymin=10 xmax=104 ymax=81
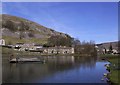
xmin=1 ymin=14 xmax=70 ymax=45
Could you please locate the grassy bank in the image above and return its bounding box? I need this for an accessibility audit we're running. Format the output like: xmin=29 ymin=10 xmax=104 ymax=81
xmin=108 ymin=58 xmax=120 ymax=85
xmin=100 ymin=54 xmax=120 ymax=85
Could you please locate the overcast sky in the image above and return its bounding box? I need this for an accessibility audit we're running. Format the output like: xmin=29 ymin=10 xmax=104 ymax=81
xmin=2 ymin=2 xmax=118 ymax=43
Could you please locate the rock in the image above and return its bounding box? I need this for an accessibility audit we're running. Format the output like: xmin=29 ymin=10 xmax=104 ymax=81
xmin=101 ymin=78 xmax=104 ymax=81
xmin=103 ymin=73 xmax=107 ymax=76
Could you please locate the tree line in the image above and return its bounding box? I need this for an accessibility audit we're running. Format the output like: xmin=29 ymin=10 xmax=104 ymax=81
xmin=73 ymin=39 xmax=97 ymax=56
xmin=44 ymin=35 xmax=97 ymax=56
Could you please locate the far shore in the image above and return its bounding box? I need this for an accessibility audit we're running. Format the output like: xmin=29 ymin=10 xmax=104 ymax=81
xmin=2 ymin=47 xmax=96 ymax=57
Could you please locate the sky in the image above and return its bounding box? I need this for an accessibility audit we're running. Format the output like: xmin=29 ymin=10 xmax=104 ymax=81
xmin=2 ymin=2 xmax=118 ymax=44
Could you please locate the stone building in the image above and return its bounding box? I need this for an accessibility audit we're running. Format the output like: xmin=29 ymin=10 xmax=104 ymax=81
xmin=27 ymin=46 xmax=74 ymax=54
xmin=18 ymin=44 xmax=74 ymax=54
xmin=34 ymin=46 xmax=74 ymax=54
xmin=46 ymin=47 xmax=74 ymax=54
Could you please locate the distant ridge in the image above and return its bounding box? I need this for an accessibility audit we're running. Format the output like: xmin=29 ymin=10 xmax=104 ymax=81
xmin=96 ymin=41 xmax=119 ymax=50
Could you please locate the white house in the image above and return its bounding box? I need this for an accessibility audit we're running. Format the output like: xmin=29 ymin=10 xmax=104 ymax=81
xmin=0 ymin=39 xmax=5 ymax=45
xmin=112 ymin=49 xmax=118 ymax=54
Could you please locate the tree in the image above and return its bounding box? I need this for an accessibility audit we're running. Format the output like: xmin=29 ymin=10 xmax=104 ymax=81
xmin=73 ymin=39 xmax=97 ymax=56
xmin=28 ymin=32 xmax=34 ymax=37
xmin=72 ymin=38 xmax=81 ymax=46
xmin=18 ymin=21 xmax=28 ymax=39
xmin=47 ymin=35 xmax=73 ymax=47
xmin=5 ymin=20 xmax=16 ymax=31
xmin=109 ymin=43 xmax=113 ymax=53
xmin=104 ymin=47 xmax=107 ymax=54
xmin=19 ymin=32 xmax=25 ymax=39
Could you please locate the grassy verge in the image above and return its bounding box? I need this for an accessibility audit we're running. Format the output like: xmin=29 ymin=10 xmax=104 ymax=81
xmin=100 ymin=54 xmax=120 ymax=85
xmin=108 ymin=58 xmax=120 ymax=85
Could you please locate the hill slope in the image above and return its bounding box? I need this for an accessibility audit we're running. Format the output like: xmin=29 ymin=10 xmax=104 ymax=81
xmin=96 ymin=41 xmax=119 ymax=51
xmin=1 ymin=14 xmax=69 ymax=45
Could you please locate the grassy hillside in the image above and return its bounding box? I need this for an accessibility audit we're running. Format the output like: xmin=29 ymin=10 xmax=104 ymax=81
xmin=1 ymin=14 xmax=70 ymax=45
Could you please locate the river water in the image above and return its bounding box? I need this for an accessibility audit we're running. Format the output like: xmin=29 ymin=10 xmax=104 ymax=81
xmin=2 ymin=56 xmax=109 ymax=84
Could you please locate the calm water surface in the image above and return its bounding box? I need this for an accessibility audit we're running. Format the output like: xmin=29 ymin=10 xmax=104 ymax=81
xmin=2 ymin=56 xmax=109 ymax=83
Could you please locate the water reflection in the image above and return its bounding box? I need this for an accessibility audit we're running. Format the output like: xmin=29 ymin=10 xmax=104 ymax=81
xmin=2 ymin=56 xmax=108 ymax=83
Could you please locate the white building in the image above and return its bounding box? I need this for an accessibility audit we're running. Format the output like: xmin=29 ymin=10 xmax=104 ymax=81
xmin=112 ymin=49 xmax=118 ymax=54
xmin=0 ymin=39 xmax=5 ymax=45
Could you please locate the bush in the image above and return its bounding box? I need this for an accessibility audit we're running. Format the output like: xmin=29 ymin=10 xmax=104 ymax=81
xmin=28 ymin=32 xmax=34 ymax=37
xmin=47 ymin=35 xmax=72 ymax=47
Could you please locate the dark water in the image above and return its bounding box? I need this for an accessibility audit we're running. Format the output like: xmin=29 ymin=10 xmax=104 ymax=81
xmin=2 ymin=56 xmax=109 ymax=83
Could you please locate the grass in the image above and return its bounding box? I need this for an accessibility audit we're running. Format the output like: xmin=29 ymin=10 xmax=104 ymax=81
xmin=3 ymin=35 xmax=48 ymax=45
xmin=99 ymin=54 xmax=119 ymax=58
xmin=3 ymin=36 xmax=26 ymax=45
xmin=108 ymin=58 xmax=120 ymax=85
xmin=2 ymin=46 xmax=14 ymax=54
xmin=29 ymin=38 xmax=48 ymax=44
xmin=109 ymin=70 xmax=119 ymax=84
xmin=100 ymin=54 xmax=120 ymax=85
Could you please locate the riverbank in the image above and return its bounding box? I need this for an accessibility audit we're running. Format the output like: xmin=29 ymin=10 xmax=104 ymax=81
xmin=107 ymin=58 xmax=120 ymax=85
xmin=100 ymin=54 xmax=120 ymax=85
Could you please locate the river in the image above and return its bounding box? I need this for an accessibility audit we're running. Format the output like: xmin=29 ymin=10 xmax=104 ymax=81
xmin=2 ymin=55 xmax=109 ymax=84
